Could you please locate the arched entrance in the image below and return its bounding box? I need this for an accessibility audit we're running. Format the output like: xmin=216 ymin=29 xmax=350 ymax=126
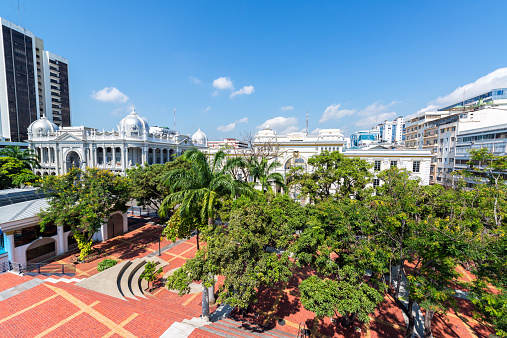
xmin=66 ymin=151 xmax=81 ymax=172
xmin=107 ymin=213 xmax=124 ymax=240
xmin=26 ymin=238 xmax=56 ymax=263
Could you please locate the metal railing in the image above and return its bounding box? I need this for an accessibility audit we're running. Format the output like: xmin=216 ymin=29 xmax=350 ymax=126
xmin=24 ymin=262 xmax=76 ymax=275
xmin=0 ymin=260 xmax=75 ymax=275
xmin=1 ymin=261 xmax=24 ymax=274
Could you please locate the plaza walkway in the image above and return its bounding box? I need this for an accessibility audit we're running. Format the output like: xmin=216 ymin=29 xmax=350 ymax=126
xmin=0 ymin=214 xmax=497 ymax=337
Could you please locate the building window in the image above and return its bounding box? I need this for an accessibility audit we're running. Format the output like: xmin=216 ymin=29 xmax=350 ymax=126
xmin=374 ymin=160 xmax=381 ymax=171
xmin=373 ymin=178 xmax=380 ymax=187
xmin=390 ymin=160 xmax=397 ymax=168
xmin=412 ymin=161 xmax=420 ymax=173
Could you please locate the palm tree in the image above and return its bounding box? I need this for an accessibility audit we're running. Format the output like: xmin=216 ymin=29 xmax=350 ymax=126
xmin=0 ymin=146 xmax=40 ymax=170
xmin=249 ymin=157 xmax=286 ymax=193
xmin=159 ymin=148 xmax=253 ymax=319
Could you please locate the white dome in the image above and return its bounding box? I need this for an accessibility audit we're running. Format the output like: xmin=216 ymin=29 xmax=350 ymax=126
xmin=119 ymin=110 xmax=149 ymax=137
xmin=28 ymin=115 xmax=59 ymax=136
xmin=192 ymin=128 xmax=207 ymax=146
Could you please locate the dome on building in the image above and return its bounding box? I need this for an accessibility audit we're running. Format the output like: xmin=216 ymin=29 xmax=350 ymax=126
xmin=119 ymin=110 xmax=149 ymax=137
xmin=28 ymin=115 xmax=59 ymax=136
xmin=192 ymin=128 xmax=207 ymax=146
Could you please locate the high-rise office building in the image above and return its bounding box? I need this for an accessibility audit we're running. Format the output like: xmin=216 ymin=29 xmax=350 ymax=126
xmin=42 ymin=51 xmax=71 ymax=127
xmin=0 ymin=18 xmax=70 ymax=142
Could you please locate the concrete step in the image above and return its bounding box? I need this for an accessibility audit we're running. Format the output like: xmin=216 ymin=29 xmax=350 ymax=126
xmin=119 ymin=258 xmax=146 ymax=300
xmin=182 ymin=317 xmax=210 ymax=328
xmin=131 ymin=260 xmax=148 ymax=298
xmin=75 ymin=260 xmax=131 ymax=300
xmin=197 ymin=325 xmax=244 ymax=338
xmin=214 ymin=318 xmax=298 ymax=338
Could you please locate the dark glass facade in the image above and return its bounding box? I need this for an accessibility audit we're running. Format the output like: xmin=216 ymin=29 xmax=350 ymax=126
xmin=58 ymin=61 xmax=71 ymax=126
xmin=2 ymin=26 xmax=37 ymax=142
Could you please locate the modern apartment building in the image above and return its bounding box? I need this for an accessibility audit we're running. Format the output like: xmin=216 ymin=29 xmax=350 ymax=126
xmin=42 ymin=51 xmax=70 ymax=127
xmin=350 ymin=129 xmax=381 ymax=148
xmin=369 ymin=117 xmax=405 ymax=145
xmin=0 ymin=17 xmax=70 ymax=142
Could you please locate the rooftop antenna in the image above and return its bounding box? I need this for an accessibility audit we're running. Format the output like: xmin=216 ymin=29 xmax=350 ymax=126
xmin=173 ymin=107 xmax=176 ymax=131
xmin=306 ymin=111 xmax=309 ymax=134
xmin=17 ymin=0 xmax=20 ymax=26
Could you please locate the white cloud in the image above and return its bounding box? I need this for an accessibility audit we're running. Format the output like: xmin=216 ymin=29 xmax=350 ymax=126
xmin=213 ymin=77 xmax=234 ymax=90
xmin=319 ymin=101 xmax=399 ymax=129
xmin=354 ymin=112 xmax=397 ymax=128
xmin=212 ymin=90 xmax=219 ymax=97
xmin=217 ymin=123 xmax=237 ymax=132
xmin=354 ymin=101 xmax=398 ymax=128
xmin=91 ymin=87 xmax=129 ymax=103
xmin=412 ymin=68 xmax=507 ymax=116
xmin=257 ymin=116 xmax=299 ymax=135
xmin=319 ymin=104 xmax=356 ymax=123
xmin=230 ymin=85 xmax=255 ymax=98
xmin=280 ymin=106 xmax=294 ymax=111
xmin=217 ymin=117 xmax=249 ymax=132
xmin=110 ymin=103 xmax=135 ymax=117
xmin=189 ymin=76 xmax=202 ymax=84
xmin=431 ymin=68 xmax=507 ymax=108
xmin=203 ymin=106 xmax=211 ymax=113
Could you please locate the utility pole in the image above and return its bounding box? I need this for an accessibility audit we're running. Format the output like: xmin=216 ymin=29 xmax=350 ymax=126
xmin=173 ymin=108 xmax=176 ymax=131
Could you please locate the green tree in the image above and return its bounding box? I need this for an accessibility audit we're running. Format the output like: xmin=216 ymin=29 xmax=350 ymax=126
xmin=0 ymin=145 xmax=40 ymax=170
xmin=127 ymin=158 xmax=190 ymax=213
xmin=0 ymin=157 xmax=39 ymax=189
xmin=370 ymin=169 xmax=483 ymax=338
xmin=160 ymin=148 xmax=253 ymax=318
xmin=38 ymin=168 xmax=131 ymax=260
xmin=141 ymin=261 xmax=163 ymax=292
xmin=299 ymin=267 xmax=383 ymax=328
xmin=248 ymin=157 xmax=285 ymax=193
xmin=166 ymin=194 xmax=304 ymax=311
xmin=288 ymin=150 xmax=372 ymax=202
xmin=291 ymin=197 xmax=386 ymax=328
xmin=461 ymin=149 xmax=507 ymax=337
xmin=160 ymin=149 xmax=253 ymax=248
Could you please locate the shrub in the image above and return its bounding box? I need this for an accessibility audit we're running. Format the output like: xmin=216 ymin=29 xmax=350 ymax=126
xmin=97 ymin=258 xmax=118 ymax=272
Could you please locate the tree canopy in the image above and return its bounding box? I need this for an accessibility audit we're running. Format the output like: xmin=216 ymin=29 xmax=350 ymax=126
xmin=38 ymin=167 xmax=130 ymax=260
xmin=288 ymin=150 xmax=372 ymax=201
xmin=0 ymin=156 xmax=39 ymax=189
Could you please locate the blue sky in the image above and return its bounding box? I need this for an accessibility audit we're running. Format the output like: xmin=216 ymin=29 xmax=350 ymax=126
xmin=2 ymin=0 xmax=507 ymax=140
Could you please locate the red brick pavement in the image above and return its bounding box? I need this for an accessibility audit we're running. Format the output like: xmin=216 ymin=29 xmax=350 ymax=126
xmin=0 ymin=215 xmax=497 ymax=338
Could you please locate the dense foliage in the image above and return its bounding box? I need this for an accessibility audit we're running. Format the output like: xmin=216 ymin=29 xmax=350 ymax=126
xmin=0 ymin=156 xmax=39 ymax=189
xmin=166 ymin=194 xmax=306 ymax=309
xmin=160 ymin=148 xmax=506 ymax=337
xmin=38 ymin=168 xmax=130 ymax=260
xmin=126 ymin=158 xmax=190 ymax=212
xmin=97 ymin=258 xmax=118 ymax=272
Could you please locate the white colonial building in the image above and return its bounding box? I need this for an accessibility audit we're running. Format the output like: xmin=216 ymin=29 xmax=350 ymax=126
xmin=27 ymin=110 xmax=206 ymax=176
xmin=254 ymin=127 xmax=347 ymax=176
xmin=252 ymin=127 xmax=433 ymax=197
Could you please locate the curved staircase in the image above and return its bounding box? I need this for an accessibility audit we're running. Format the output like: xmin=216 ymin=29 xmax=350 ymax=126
xmin=75 ymin=256 xmax=168 ymax=300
